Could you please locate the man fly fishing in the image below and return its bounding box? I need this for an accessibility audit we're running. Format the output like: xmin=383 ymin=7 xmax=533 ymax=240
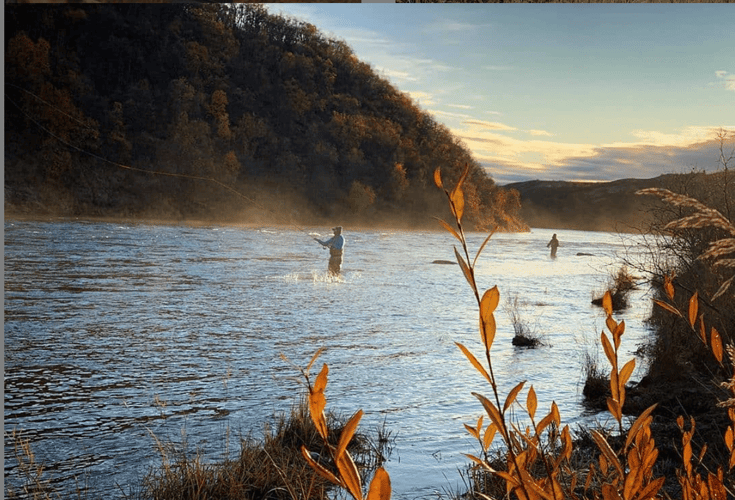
xmin=315 ymin=226 xmax=345 ymax=276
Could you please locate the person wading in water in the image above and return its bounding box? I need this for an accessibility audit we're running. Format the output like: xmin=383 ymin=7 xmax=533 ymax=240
xmin=547 ymin=233 xmax=560 ymax=258
xmin=315 ymin=226 xmax=345 ymax=276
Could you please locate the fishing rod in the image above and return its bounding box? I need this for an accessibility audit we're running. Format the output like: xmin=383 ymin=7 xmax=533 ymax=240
xmin=5 ymin=83 xmax=319 ymax=239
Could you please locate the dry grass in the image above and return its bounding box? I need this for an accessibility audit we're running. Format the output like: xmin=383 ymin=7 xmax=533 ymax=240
xmin=140 ymin=398 xmax=389 ymax=500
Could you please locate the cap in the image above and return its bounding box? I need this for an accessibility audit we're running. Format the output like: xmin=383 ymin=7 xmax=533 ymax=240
xmin=332 ymin=226 xmax=342 ymax=232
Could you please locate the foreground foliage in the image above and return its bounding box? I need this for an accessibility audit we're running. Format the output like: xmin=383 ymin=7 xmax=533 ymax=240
xmin=302 ymin=165 xmax=734 ymax=500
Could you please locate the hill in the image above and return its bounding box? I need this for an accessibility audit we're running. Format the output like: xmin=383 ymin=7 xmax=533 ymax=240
xmin=4 ymin=4 xmax=525 ymax=231
xmin=505 ymin=176 xmax=669 ymax=232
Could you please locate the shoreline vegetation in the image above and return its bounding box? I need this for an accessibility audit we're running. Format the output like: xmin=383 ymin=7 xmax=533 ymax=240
xmin=7 ymin=156 xmax=734 ymax=499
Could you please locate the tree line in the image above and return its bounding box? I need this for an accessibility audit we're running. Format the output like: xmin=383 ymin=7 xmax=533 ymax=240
xmin=4 ymin=3 xmax=526 ymax=231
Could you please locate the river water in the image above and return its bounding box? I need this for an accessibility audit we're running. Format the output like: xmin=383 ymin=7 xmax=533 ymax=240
xmin=4 ymin=219 xmax=655 ymax=498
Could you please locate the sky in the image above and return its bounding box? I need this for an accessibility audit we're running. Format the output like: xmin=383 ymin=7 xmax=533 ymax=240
xmin=268 ymin=3 xmax=734 ymax=185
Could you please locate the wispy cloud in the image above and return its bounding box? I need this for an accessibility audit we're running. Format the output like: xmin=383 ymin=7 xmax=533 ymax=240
xmin=463 ymin=119 xmax=517 ymax=131
xmin=528 ymin=129 xmax=553 ymax=137
xmin=714 ymin=70 xmax=735 ymax=91
xmin=407 ymin=91 xmax=435 ymax=107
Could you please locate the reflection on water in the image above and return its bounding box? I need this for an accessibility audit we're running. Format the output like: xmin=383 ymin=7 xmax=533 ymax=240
xmin=4 ymin=220 xmax=653 ymax=498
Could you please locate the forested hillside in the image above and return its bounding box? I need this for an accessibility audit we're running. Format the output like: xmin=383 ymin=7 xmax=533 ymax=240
xmin=4 ymin=4 xmax=526 ymax=231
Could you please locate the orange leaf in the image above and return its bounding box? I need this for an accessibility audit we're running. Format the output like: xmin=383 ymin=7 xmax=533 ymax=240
xmin=551 ymin=401 xmax=561 ymax=427
xmin=591 ymin=430 xmax=624 ymax=477
xmin=711 ymin=327 xmax=724 ymax=364
xmin=454 ymin=247 xmax=476 ymax=292
xmin=435 ymin=218 xmax=462 ymax=243
xmin=473 ymin=392 xmax=506 ymax=437
xmin=699 ymin=315 xmax=707 ymax=344
xmin=309 ymin=364 xmax=329 ymax=439
xmin=653 ymin=299 xmax=682 ymax=317
xmin=305 ymin=348 xmax=325 ymax=373
xmin=504 ymin=380 xmax=526 ymax=413
xmin=336 ymin=410 xmax=364 ymax=460
xmin=625 ymin=404 xmax=657 ymax=449
xmin=602 ymin=291 xmax=613 ymax=316
xmin=301 ymin=446 xmax=341 ymax=485
xmin=632 ymin=477 xmax=665 ymax=500
xmin=664 ymin=275 xmax=675 ymax=300
xmin=527 ymin=386 xmax=538 ymax=421
xmin=607 ymin=397 xmax=622 ymax=423
xmin=456 ymin=342 xmax=492 ymax=384
xmin=606 ymin=315 xmax=618 ymax=336
xmin=473 ymin=229 xmax=497 ymax=267
xmin=336 ymin=450 xmax=363 ymax=500
xmin=450 ymin=186 xmax=465 ymax=222
xmin=433 ymin=167 xmax=443 ymax=190
xmin=688 ymin=292 xmax=699 ymax=328
xmin=480 ymin=313 xmax=496 ymax=351
xmin=619 ymin=359 xmax=636 ymax=388
xmin=601 ymin=332 xmax=616 ymax=369
xmin=483 ymin=423 xmax=497 ymax=451
xmin=481 ymin=286 xmax=500 ymax=317
xmin=367 ymin=467 xmax=391 ymax=500
xmin=464 ymin=423 xmax=479 ymax=440
xmin=602 ymin=483 xmax=623 ymax=500
xmin=613 ymin=320 xmax=626 ymax=350
xmin=449 ymin=164 xmax=470 ymax=222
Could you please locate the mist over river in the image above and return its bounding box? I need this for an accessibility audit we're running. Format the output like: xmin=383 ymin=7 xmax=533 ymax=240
xmin=4 ymin=219 xmax=656 ymax=498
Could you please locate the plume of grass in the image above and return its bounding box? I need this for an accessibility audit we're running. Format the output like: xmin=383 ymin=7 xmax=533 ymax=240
xmin=638 ymin=188 xmax=735 ymax=301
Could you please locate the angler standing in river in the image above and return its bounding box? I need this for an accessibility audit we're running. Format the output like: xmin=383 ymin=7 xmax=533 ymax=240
xmin=547 ymin=233 xmax=560 ymax=258
xmin=315 ymin=226 xmax=345 ymax=276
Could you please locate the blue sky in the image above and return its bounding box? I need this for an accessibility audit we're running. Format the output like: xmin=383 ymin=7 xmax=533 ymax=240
xmin=268 ymin=3 xmax=734 ymax=185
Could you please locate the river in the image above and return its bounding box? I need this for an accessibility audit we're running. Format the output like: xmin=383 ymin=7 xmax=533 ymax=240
xmin=4 ymin=218 xmax=655 ymax=498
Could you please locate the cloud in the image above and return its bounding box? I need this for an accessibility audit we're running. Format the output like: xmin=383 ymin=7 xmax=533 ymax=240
xmin=452 ymin=123 xmax=735 ymax=185
xmin=714 ymin=70 xmax=735 ymax=91
xmin=407 ymin=91 xmax=435 ymax=106
xmin=463 ymin=119 xmax=517 ymax=131
xmin=528 ymin=129 xmax=553 ymax=137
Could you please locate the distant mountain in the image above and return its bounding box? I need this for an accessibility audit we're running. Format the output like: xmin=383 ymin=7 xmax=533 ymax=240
xmin=4 ymin=4 xmax=524 ymax=231
xmin=504 ymin=176 xmax=670 ymax=232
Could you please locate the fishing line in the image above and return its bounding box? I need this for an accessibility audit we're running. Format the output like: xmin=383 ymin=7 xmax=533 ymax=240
xmin=5 ymin=83 xmax=317 ymax=238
